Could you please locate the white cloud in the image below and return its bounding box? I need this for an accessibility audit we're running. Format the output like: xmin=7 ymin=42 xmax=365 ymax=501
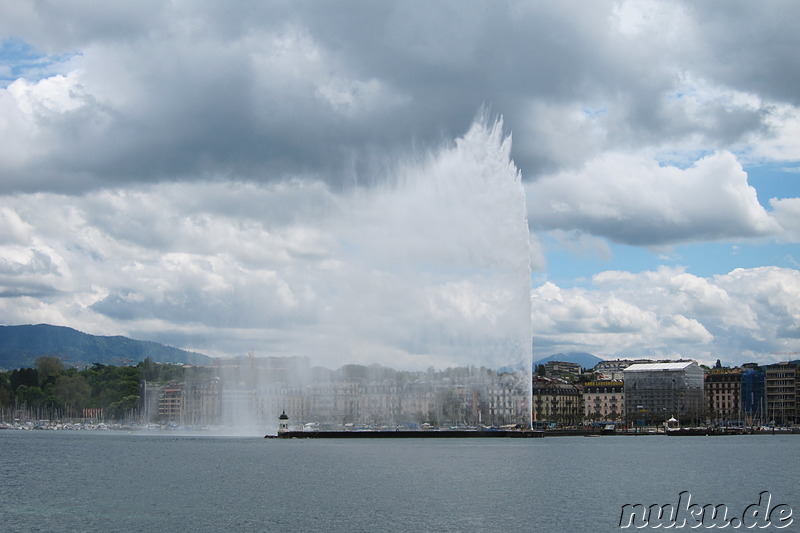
xmin=519 ymin=101 xmax=607 ymax=172
xmin=0 ymin=207 xmax=31 ymax=245
xmin=532 ymin=266 xmax=800 ymax=365
xmin=0 ymin=85 xmax=40 ymax=169
xmin=527 ymin=150 xmax=780 ymax=245
xmin=7 ymin=72 xmax=86 ymax=115
xmin=751 ymin=104 xmax=800 ymax=162
xmin=611 ymin=0 xmax=692 ymax=41
xmin=770 ymin=197 xmax=800 ymax=242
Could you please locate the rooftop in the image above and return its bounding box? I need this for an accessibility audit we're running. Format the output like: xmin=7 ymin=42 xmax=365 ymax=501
xmin=623 ymin=361 xmax=697 ymax=372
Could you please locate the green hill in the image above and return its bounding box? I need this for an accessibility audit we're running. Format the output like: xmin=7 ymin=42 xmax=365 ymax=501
xmin=0 ymin=324 xmax=212 ymax=369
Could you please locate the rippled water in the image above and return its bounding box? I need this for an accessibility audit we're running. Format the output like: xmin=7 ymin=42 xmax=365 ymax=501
xmin=1 ymin=431 xmax=797 ymax=532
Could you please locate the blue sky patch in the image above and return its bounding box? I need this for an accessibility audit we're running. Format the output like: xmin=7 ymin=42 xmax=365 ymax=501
xmin=0 ymin=38 xmax=75 ymax=87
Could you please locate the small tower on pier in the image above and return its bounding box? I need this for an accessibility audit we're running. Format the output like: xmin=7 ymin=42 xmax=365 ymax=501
xmin=278 ymin=410 xmax=289 ymax=435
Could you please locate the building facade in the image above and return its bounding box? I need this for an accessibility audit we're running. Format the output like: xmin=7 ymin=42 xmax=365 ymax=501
xmin=532 ymin=377 xmax=582 ymax=426
xmin=705 ymin=371 xmax=741 ymax=424
xmin=740 ymin=367 xmax=767 ymax=423
xmin=765 ymin=362 xmax=798 ymax=425
xmin=142 ymin=364 xmax=533 ymax=429
xmin=623 ymin=361 xmax=704 ymax=426
xmin=182 ymin=377 xmax=221 ymax=426
xmin=157 ymin=384 xmax=183 ymax=423
xmin=582 ymin=381 xmax=625 ymax=423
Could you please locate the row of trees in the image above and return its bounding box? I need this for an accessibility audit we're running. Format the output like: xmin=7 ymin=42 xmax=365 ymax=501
xmin=0 ymin=356 xmax=189 ymax=422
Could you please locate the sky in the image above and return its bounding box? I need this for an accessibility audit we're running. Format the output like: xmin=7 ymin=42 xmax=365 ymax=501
xmin=1 ymin=1 xmax=799 ymax=369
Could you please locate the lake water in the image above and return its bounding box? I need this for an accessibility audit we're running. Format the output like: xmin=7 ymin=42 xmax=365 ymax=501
xmin=1 ymin=431 xmax=797 ymax=532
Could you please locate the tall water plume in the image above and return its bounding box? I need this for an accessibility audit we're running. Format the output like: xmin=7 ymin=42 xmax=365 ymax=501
xmin=215 ymin=114 xmax=532 ymax=433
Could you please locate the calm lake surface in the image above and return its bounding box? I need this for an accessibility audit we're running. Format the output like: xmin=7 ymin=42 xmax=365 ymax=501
xmin=1 ymin=431 xmax=797 ymax=532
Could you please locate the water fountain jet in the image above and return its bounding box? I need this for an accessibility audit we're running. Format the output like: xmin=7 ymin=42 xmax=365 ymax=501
xmin=215 ymin=114 xmax=533 ymax=434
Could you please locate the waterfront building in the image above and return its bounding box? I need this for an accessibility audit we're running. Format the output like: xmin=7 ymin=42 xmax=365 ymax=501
xmin=215 ymin=355 xmax=312 ymax=386
xmin=486 ymin=373 xmax=527 ymax=426
xmin=157 ymin=383 xmax=183 ymax=423
xmin=315 ymin=381 xmax=360 ymax=426
xmin=280 ymin=384 xmax=309 ymax=425
xmin=138 ymin=361 xmax=530 ymax=429
xmin=182 ymin=377 xmax=221 ymax=427
xmin=254 ymin=382 xmax=309 ymax=428
xmin=396 ymin=380 xmax=436 ymax=425
xmin=532 ymin=377 xmax=582 ymax=426
xmin=623 ymin=361 xmax=704 ymax=426
xmin=765 ymin=362 xmax=798 ymax=425
xmin=487 ymin=381 xmax=516 ymax=425
xmin=582 ymin=381 xmax=624 ymax=423
xmin=705 ymin=370 xmax=741 ymax=425
xmin=740 ymin=367 xmax=767 ymax=424
xmin=357 ymin=381 xmax=400 ymax=425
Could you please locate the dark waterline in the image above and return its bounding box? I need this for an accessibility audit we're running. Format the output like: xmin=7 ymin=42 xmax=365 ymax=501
xmin=1 ymin=431 xmax=797 ymax=532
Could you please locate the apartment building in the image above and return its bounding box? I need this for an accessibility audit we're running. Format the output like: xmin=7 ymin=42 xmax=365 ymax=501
xmin=583 ymin=380 xmax=624 ymax=423
xmin=765 ymin=362 xmax=798 ymax=425
xmin=705 ymin=370 xmax=741 ymax=424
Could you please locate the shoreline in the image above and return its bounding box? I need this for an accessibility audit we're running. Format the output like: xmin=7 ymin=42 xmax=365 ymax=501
xmin=266 ymin=427 xmax=800 ymax=439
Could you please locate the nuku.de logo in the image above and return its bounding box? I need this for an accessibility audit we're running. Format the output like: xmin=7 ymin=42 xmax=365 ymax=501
xmin=619 ymin=491 xmax=793 ymax=529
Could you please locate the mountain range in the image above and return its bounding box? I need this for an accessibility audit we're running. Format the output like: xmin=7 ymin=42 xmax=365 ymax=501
xmin=0 ymin=324 xmax=212 ymax=370
xmin=0 ymin=323 xmax=606 ymax=372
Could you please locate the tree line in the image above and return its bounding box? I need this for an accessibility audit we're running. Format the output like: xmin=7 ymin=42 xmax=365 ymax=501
xmin=0 ymin=356 xmax=196 ymax=422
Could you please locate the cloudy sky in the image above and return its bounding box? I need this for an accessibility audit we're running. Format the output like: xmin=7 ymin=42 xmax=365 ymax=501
xmin=1 ymin=1 xmax=799 ymax=369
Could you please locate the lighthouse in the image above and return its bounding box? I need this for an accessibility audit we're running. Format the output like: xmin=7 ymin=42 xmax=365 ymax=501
xmin=278 ymin=410 xmax=289 ymax=435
